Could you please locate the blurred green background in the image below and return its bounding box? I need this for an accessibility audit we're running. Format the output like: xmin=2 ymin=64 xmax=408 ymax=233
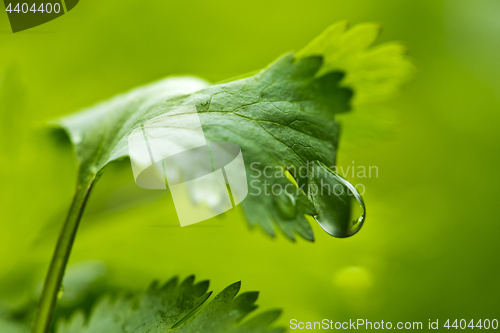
xmin=1 ymin=0 xmax=500 ymax=329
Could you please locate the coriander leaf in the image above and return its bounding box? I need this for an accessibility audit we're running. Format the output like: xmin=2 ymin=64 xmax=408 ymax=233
xmin=54 ymin=22 xmax=412 ymax=241
xmin=57 ymin=276 xmax=284 ymax=333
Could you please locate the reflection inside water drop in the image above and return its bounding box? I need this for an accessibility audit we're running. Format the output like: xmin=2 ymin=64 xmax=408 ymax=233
xmin=308 ymin=160 xmax=366 ymax=238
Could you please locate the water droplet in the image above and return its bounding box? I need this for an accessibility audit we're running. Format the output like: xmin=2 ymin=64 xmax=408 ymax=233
xmin=308 ymin=160 xmax=365 ymax=238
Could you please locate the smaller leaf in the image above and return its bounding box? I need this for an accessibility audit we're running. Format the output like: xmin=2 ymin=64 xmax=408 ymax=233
xmin=57 ymin=276 xmax=283 ymax=333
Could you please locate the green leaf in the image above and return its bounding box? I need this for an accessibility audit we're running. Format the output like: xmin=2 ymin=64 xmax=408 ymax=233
xmin=57 ymin=276 xmax=284 ymax=333
xmin=54 ymin=22 xmax=412 ymax=241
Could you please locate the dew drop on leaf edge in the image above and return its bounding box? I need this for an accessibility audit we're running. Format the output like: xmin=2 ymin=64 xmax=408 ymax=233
xmin=308 ymin=160 xmax=366 ymax=238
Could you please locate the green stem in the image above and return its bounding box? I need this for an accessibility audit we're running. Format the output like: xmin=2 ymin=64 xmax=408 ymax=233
xmin=31 ymin=178 xmax=95 ymax=333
